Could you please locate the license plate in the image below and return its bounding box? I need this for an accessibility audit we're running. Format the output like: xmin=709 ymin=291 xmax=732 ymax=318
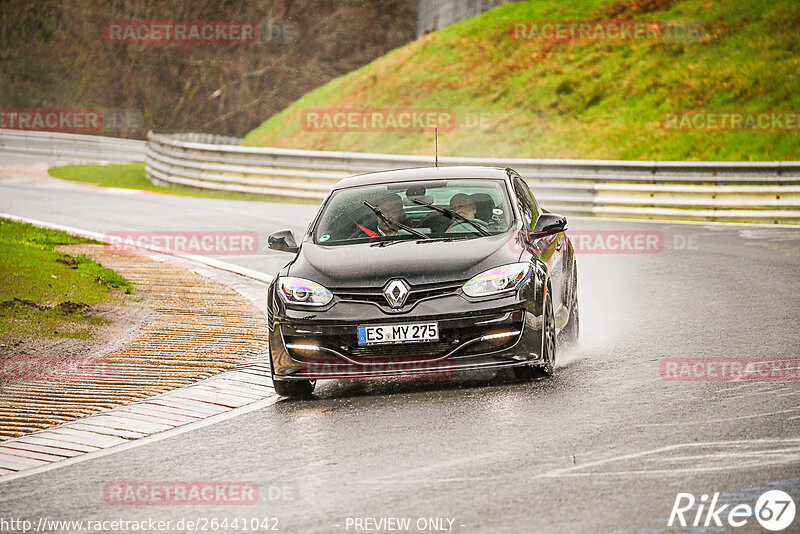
xmin=357 ymin=322 xmax=439 ymax=345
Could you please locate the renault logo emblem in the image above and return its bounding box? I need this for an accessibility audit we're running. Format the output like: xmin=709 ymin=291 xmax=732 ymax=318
xmin=383 ymin=279 xmax=410 ymax=308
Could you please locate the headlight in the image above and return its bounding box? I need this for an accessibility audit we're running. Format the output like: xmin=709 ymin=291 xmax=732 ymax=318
xmin=277 ymin=277 xmax=333 ymax=306
xmin=462 ymin=263 xmax=530 ymax=298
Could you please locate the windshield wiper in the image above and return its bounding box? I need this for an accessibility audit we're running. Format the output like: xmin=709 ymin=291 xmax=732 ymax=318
xmin=363 ymin=201 xmax=429 ymax=239
xmin=372 ymin=236 xmax=471 ymax=247
xmin=409 ymin=198 xmax=491 ymax=236
xmin=417 ymin=236 xmax=472 ymax=243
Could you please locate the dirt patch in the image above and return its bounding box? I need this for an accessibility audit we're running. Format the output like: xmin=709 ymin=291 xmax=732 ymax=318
xmin=0 ymin=298 xmax=49 ymax=311
xmin=0 ymin=296 xmax=154 ymax=366
xmin=2 ymin=297 xmax=100 ymax=314
xmin=55 ymin=257 xmax=80 ymax=269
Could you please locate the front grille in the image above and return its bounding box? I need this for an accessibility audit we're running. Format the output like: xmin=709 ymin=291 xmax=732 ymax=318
xmin=348 ymin=340 xmax=457 ymax=359
xmin=284 ymin=313 xmax=524 ymax=363
xmin=332 ymin=280 xmax=465 ymax=309
xmin=287 ymin=333 xmax=457 ymax=360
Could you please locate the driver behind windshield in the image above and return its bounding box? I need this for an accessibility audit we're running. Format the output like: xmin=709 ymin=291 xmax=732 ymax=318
xmin=321 ymin=183 xmax=504 ymax=243
xmin=447 ymin=193 xmax=487 ymax=232
xmin=344 ymin=192 xmax=407 ymax=238
xmin=375 ymin=193 xmax=405 ymax=236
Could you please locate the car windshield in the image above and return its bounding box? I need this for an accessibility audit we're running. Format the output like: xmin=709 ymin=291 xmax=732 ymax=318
xmin=314 ymin=178 xmax=514 ymax=245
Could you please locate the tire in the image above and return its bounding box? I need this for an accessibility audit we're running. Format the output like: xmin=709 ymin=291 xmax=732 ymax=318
xmin=514 ymin=293 xmax=556 ymax=380
xmin=272 ymin=378 xmax=315 ymax=399
xmin=268 ymin=326 xmax=315 ymax=398
xmin=563 ymin=265 xmax=580 ymax=346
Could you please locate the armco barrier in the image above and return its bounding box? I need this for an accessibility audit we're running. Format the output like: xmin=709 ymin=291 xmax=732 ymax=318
xmin=0 ymin=129 xmax=145 ymax=162
xmin=145 ymin=132 xmax=800 ymax=223
xmin=1 ymin=130 xmax=798 ymax=223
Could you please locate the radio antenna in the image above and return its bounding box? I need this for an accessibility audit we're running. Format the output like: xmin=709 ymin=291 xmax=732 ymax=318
xmin=435 ymin=127 xmax=438 ymax=168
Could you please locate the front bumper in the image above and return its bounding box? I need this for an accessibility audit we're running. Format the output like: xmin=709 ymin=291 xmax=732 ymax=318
xmin=269 ymin=292 xmax=545 ymax=380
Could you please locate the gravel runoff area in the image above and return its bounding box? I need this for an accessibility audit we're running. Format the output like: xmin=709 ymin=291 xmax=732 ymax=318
xmin=0 ymin=243 xmax=269 ymax=441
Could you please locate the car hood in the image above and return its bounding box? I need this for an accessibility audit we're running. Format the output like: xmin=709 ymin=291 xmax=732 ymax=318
xmin=288 ymin=232 xmax=518 ymax=288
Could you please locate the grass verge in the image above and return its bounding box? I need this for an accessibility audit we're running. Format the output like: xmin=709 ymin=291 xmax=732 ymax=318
xmin=243 ymin=0 xmax=800 ymax=161
xmin=0 ymin=218 xmax=133 ymax=342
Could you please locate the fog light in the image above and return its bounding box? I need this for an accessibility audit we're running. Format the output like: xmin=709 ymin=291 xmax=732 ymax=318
xmin=285 ymin=343 xmax=320 ymax=351
xmin=480 ymin=330 xmax=521 ymax=341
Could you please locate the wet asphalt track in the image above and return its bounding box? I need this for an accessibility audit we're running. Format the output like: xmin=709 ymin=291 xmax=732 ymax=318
xmin=0 ymin=170 xmax=799 ymax=533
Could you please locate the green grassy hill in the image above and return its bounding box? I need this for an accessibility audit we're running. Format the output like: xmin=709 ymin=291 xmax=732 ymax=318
xmin=243 ymin=0 xmax=800 ymax=161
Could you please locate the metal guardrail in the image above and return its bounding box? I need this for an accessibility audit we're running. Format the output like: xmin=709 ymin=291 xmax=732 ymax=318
xmin=146 ymin=132 xmax=800 ymax=223
xmin=1 ymin=130 xmax=797 ymax=223
xmin=0 ymin=129 xmax=145 ymax=162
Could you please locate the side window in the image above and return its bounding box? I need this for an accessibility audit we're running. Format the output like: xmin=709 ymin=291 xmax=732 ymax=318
xmin=513 ymin=177 xmax=536 ymax=230
xmin=519 ymin=178 xmax=540 ymax=215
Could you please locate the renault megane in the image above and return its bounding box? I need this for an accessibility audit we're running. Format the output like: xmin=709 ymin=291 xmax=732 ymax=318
xmin=266 ymin=166 xmax=579 ymax=398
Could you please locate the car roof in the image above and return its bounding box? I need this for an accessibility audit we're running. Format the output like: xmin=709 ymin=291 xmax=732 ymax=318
xmin=332 ymin=165 xmax=512 ymax=189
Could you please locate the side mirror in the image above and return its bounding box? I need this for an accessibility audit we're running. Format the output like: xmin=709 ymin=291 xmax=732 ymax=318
xmin=532 ymin=213 xmax=567 ymax=237
xmin=268 ymin=230 xmax=299 ymax=254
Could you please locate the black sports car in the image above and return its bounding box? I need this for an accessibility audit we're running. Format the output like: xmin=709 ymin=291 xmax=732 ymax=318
xmin=266 ymin=166 xmax=579 ymax=398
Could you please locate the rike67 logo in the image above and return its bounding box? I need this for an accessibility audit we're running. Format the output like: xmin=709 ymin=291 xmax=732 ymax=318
xmin=669 ymin=490 xmax=796 ymax=531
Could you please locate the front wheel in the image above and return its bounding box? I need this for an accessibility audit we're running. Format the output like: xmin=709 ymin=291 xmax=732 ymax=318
xmin=514 ymin=294 xmax=556 ymax=380
xmin=272 ymin=378 xmax=316 ymax=399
